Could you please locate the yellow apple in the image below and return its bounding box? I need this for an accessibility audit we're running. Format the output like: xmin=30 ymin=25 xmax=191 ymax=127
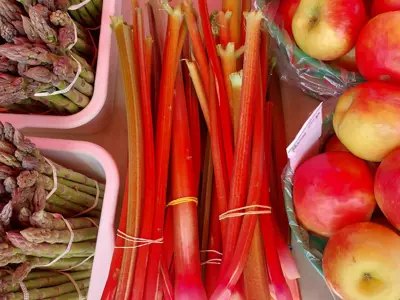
xmin=323 ymin=222 xmax=400 ymax=300
xmin=292 ymin=0 xmax=367 ymax=60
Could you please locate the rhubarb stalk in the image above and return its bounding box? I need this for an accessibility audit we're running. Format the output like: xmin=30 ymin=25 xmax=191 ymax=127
xmin=170 ymin=70 xmax=206 ymax=299
xmin=131 ymin=8 xmax=156 ymax=300
xmin=144 ymin=5 xmax=184 ymax=299
xmin=217 ymin=11 xmax=232 ymax=47
xmin=222 ymin=11 xmax=263 ymax=268
xmin=109 ymin=17 xmax=144 ymax=300
xmin=222 ymin=0 xmax=241 ymax=49
xmin=229 ymin=70 xmax=243 ymax=142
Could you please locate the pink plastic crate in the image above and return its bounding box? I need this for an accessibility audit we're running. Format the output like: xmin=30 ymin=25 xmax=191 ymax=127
xmin=31 ymin=137 xmax=120 ymax=300
xmin=0 ymin=0 xmax=118 ymax=134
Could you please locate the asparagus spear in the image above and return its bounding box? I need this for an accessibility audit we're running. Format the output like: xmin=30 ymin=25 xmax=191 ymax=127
xmin=32 ymin=94 xmax=79 ymax=113
xmin=11 ymin=20 xmax=25 ymax=36
xmin=91 ymin=0 xmax=102 ymax=12
xmin=58 ymin=26 xmax=93 ymax=56
xmin=55 ymin=287 xmax=89 ymax=300
xmin=0 ymin=201 xmax=12 ymax=227
xmin=4 ymin=176 xmax=18 ymax=192
xmin=21 ymin=156 xmax=104 ymax=190
xmin=50 ymin=10 xmax=87 ymax=39
xmin=0 ymin=140 xmax=16 ymax=155
xmin=69 ymin=0 xmax=95 ymax=27
xmin=23 ymin=66 xmax=91 ymax=107
xmin=2 ymin=278 xmax=90 ymax=299
xmin=0 ymin=253 xmax=26 ymax=267
xmin=28 ymin=4 xmax=58 ymax=45
xmin=79 ymin=0 xmax=100 ymax=23
xmin=30 ymin=211 xmax=99 ymax=230
xmin=56 ymin=178 xmax=104 ymax=197
xmin=21 ymin=226 xmax=98 ymax=244
xmin=48 ymin=194 xmax=101 ymax=217
xmin=0 ymin=0 xmax=23 ymax=23
xmin=0 ymin=56 xmax=17 ymax=74
xmin=21 ymin=15 xmax=41 ymax=43
xmin=0 ymin=271 xmax=55 ymax=285
xmin=44 ymin=202 xmax=74 ymax=217
xmin=0 ymin=16 xmax=17 ymax=42
xmin=18 ymin=207 xmax=32 ymax=226
xmin=38 ymin=0 xmax=57 ymax=11
xmin=25 ymin=256 xmax=93 ymax=270
xmin=1 ymin=270 xmax=91 ymax=293
xmin=7 ymin=232 xmax=97 ymax=258
xmin=0 ymin=152 xmax=20 ymax=168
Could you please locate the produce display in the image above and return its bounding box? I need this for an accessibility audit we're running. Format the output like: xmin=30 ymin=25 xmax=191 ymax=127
xmin=102 ymin=0 xmax=301 ymax=299
xmin=0 ymin=0 xmax=102 ymax=115
xmin=0 ymin=122 xmax=104 ymax=299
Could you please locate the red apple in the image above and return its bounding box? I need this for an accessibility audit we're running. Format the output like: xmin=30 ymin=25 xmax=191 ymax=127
xmin=371 ymin=0 xmax=400 ymax=17
xmin=293 ymin=152 xmax=376 ymax=237
xmin=374 ymin=148 xmax=400 ymax=230
xmin=276 ymin=0 xmax=300 ymax=38
xmin=323 ymin=222 xmax=400 ymax=300
xmin=356 ymin=12 xmax=400 ymax=84
xmin=333 ymin=82 xmax=400 ymax=162
xmin=324 ymin=134 xmax=349 ymax=152
xmin=330 ymin=47 xmax=358 ymax=72
xmin=292 ymin=0 xmax=367 ymax=61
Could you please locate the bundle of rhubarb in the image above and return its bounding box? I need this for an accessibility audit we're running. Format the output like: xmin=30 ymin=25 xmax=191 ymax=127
xmin=104 ymin=0 xmax=300 ymax=299
xmin=0 ymin=0 xmax=102 ymax=115
xmin=0 ymin=121 xmax=104 ymax=299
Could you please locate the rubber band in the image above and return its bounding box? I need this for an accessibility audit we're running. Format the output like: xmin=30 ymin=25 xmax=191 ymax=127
xmin=167 ymin=197 xmax=198 ymax=207
xmin=68 ymin=0 xmax=92 ymax=10
xmin=200 ymin=249 xmax=223 ymax=256
xmin=57 ymin=271 xmax=83 ymax=300
xmin=34 ymin=54 xmax=82 ymax=97
xmin=219 ymin=204 xmax=272 ymax=220
xmin=40 ymin=214 xmax=74 ymax=268
xmin=114 ymin=230 xmax=163 ymax=249
xmin=44 ymin=157 xmax=58 ymax=200
xmin=201 ymin=258 xmax=222 ymax=266
xmin=84 ymin=217 xmax=99 ymax=228
xmin=60 ymin=254 xmax=94 ymax=272
xmin=72 ymin=181 xmax=100 ymax=217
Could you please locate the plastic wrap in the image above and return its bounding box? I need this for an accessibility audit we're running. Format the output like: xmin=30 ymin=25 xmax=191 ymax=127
xmin=282 ymin=98 xmax=338 ymax=277
xmin=255 ymin=0 xmax=365 ymax=101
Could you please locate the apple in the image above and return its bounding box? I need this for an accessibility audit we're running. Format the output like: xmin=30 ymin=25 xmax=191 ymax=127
xmin=333 ymin=82 xmax=400 ymax=162
xmin=292 ymin=0 xmax=367 ymax=61
xmin=276 ymin=0 xmax=300 ymax=38
xmin=371 ymin=0 xmax=400 ymax=17
xmin=323 ymin=222 xmax=400 ymax=300
xmin=293 ymin=152 xmax=375 ymax=237
xmin=374 ymin=148 xmax=400 ymax=230
xmin=356 ymin=11 xmax=400 ymax=84
xmin=324 ymin=134 xmax=349 ymax=152
xmin=330 ymin=47 xmax=358 ymax=72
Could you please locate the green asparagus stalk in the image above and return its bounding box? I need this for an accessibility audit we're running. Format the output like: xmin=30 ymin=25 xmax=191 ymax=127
xmin=91 ymin=0 xmax=102 ymax=11
xmin=20 ymin=227 xmax=98 ymax=244
xmin=2 ymin=278 xmax=90 ymax=299
xmin=56 ymin=287 xmax=89 ymax=300
xmin=0 ymin=152 xmax=21 ymax=168
xmin=32 ymin=95 xmax=79 ymax=114
xmin=0 ymin=271 xmax=56 ymax=284
xmin=7 ymin=232 xmax=96 ymax=258
xmin=80 ymin=0 xmax=100 ymax=23
xmin=44 ymin=202 xmax=74 ymax=217
xmin=24 ymin=256 xmax=93 ymax=271
xmin=28 ymin=4 xmax=58 ymax=45
xmin=0 ymin=254 xmax=26 ymax=267
xmin=56 ymin=177 xmax=104 ymax=197
xmin=1 ymin=270 xmax=91 ymax=293
xmin=50 ymin=10 xmax=87 ymax=38
xmin=48 ymin=194 xmax=101 ymax=218
xmin=30 ymin=211 xmax=99 ymax=230
xmin=21 ymin=156 xmax=104 ymax=189
xmin=70 ymin=0 xmax=96 ymax=27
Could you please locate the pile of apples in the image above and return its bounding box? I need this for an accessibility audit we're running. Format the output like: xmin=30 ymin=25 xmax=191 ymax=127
xmin=276 ymin=0 xmax=400 ymax=80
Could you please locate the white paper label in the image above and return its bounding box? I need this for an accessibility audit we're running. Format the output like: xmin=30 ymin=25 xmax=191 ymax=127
xmin=286 ymin=102 xmax=323 ymax=170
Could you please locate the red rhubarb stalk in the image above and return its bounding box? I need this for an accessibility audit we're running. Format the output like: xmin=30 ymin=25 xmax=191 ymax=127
xmin=131 ymin=9 xmax=156 ymax=300
xmin=221 ymin=11 xmax=263 ymax=268
xmin=144 ymin=5 xmax=183 ymax=299
xmin=222 ymin=0 xmax=241 ymax=49
xmin=170 ymin=69 xmax=207 ymax=299
xmin=211 ymin=42 xmax=265 ymax=298
xmin=217 ymin=11 xmax=232 ymax=47
xmin=198 ymin=0 xmax=234 ymax=177
xmin=101 ymin=174 xmax=129 ymax=300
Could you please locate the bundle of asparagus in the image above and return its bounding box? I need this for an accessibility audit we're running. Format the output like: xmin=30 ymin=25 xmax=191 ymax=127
xmin=0 ymin=121 xmax=105 ymax=299
xmin=0 ymin=0 xmax=102 ymax=115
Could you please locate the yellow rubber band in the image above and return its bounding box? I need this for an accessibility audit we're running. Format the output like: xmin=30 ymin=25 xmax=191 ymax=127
xmin=167 ymin=196 xmax=198 ymax=207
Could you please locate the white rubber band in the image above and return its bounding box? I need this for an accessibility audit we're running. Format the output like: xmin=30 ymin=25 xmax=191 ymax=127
xmin=219 ymin=204 xmax=272 ymax=220
xmin=34 ymin=55 xmax=82 ymax=97
xmin=68 ymin=0 xmax=91 ymax=11
xmin=72 ymin=181 xmax=100 ymax=217
xmin=58 ymin=271 xmax=83 ymax=300
xmin=41 ymin=214 xmax=74 ymax=268
xmin=115 ymin=230 xmax=163 ymax=249
xmin=2 ymin=269 xmax=29 ymax=300
xmin=84 ymin=217 xmax=99 ymax=228
xmin=44 ymin=157 xmax=58 ymax=200
xmin=60 ymin=254 xmax=94 ymax=272
xmin=200 ymin=258 xmax=222 ymax=266
xmin=200 ymin=249 xmax=223 ymax=256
